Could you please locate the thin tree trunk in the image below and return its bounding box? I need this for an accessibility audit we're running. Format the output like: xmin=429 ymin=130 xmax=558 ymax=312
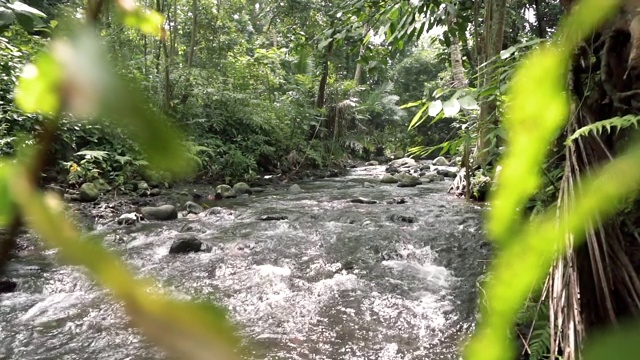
xmin=474 ymin=0 xmax=507 ymax=167
xmin=353 ymin=25 xmax=370 ymax=87
xmin=316 ymin=40 xmax=333 ymax=109
xmin=534 ymin=0 xmax=546 ymax=38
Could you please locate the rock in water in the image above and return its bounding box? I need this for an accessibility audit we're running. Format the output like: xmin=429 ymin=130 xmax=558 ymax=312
xmin=233 ymin=182 xmax=252 ymax=195
xmin=396 ymin=173 xmax=422 ymax=187
xmin=289 ymin=184 xmax=302 ymax=193
xmin=215 ymin=184 xmax=237 ymax=199
xmin=388 ymin=157 xmax=417 ymax=168
xmin=363 ymin=182 xmax=375 ymax=188
xmin=149 ymin=188 xmax=161 ymax=196
xmin=389 ymin=214 xmax=417 ymax=224
xmin=258 ymin=215 xmax=288 ymax=221
xmin=141 ymin=205 xmax=178 ymax=221
xmin=350 ymin=198 xmax=378 ymax=204
xmin=386 ymin=197 xmax=408 ymax=205
xmin=433 ymin=166 xmax=460 ymax=178
xmin=79 ymin=183 xmax=100 ymax=202
xmin=184 ymin=201 xmax=203 ymax=215
xmin=432 ymin=156 xmax=449 ymax=166
xmin=117 ymin=213 xmax=140 ymax=225
xmin=380 ymin=174 xmax=399 ymax=184
xmin=0 ymin=279 xmax=17 ymax=293
xmin=365 ymin=160 xmax=379 ymax=166
xmin=169 ymin=235 xmax=210 ymax=254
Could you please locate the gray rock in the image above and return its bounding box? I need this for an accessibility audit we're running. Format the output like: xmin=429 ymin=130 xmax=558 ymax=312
xmin=92 ymin=178 xmax=111 ymax=192
xmin=258 ymin=215 xmax=288 ymax=221
xmin=184 ymin=201 xmax=203 ymax=215
xmin=45 ymin=184 xmax=65 ymax=196
xmin=250 ymin=187 xmax=266 ymax=194
xmin=389 ymin=214 xmax=417 ymax=224
xmin=149 ymin=188 xmax=161 ymax=196
xmin=421 ymin=171 xmax=445 ymax=182
xmin=397 ymin=173 xmax=422 ymax=187
xmin=64 ymin=193 xmax=82 ymax=202
xmin=365 ymin=160 xmax=379 ymax=166
xmin=386 ymin=197 xmax=408 ymax=204
xmin=233 ymin=182 xmax=252 ymax=195
xmin=169 ymin=235 xmax=211 ymax=254
xmin=388 ymin=157 xmax=417 ymax=168
xmin=433 ymin=156 xmax=449 ymax=166
xmin=202 ymin=207 xmax=224 ymax=216
xmin=289 ymin=184 xmax=302 ymax=193
xmin=380 ymin=174 xmax=399 ymax=184
xmin=350 ymin=197 xmax=378 ymax=204
xmin=79 ymin=183 xmax=100 ymax=202
xmin=138 ymin=181 xmax=150 ymax=191
xmin=141 ymin=205 xmax=177 ymax=221
xmin=215 ymin=184 xmax=237 ymax=199
xmin=432 ymin=166 xmax=460 ymax=178
xmin=117 ymin=213 xmax=140 ymax=225
xmin=363 ymin=182 xmax=375 ymax=188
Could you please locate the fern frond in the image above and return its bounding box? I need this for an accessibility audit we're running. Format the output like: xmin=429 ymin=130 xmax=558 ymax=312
xmin=566 ymin=115 xmax=640 ymax=144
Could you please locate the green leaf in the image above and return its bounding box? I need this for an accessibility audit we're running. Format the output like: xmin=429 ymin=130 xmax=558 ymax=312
xmin=459 ymin=95 xmax=479 ymax=110
xmin=428 ymin=100 xmax=442 ymax=117
xmin=442 ymin=98 xmax=460 ymax=117
xmin=6 ymin=2 xmax=46 ymax=17
xmin=0 ymin=7 xmax=16 ymax=29
xmin=400 ymin=100 xmax=423 ymax=109
xmin=408 ymin=102 xmax=428 ymax=130
xmin=318 ymin=38 xmax=332 ymax=49
xmin=14 ymin=51 xmax=63 ymax=115
xmin=10 ymin=168 xmax=241 ymax=360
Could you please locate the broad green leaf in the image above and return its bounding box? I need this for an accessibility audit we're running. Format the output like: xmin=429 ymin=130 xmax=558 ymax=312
xmin=10 ymin=168 xmax=241 ymax=360
xmin=318 ymin=38 xmax=332 ymax=49
xmin=459 ymin=95 xmax=479 ymax=110
xmin=428 ymin=100 xmax=442 ymax=117
xmin=6 ymin=1 xmax=46 ymax=17
xmin=408 ymin=102 xmax=428 ymax=130
xmin=500 ymin=46 xmax=516 ymax=59
xmin=14 ymin=51 xmax=63 ymax=115
xmin=442 ymin=98 xmax=460 ymax=117
xmin=583 ymin=320 xmax=640 ymax=360
xmin=0 ymin=7 xmax=16 ymax=29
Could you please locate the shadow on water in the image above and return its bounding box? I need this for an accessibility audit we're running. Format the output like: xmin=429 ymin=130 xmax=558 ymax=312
xmin=0 ymin=165 xmax=490 ymax=360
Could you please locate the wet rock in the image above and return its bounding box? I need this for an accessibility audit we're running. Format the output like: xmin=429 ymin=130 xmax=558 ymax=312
xmin=421 ymin=171 xmax=445 ymax=182
xmin=289 ymin=184 xmax=302 ymax=194
xmin=141 ymin=205 xmax=177 ymax=221
xmin=363 ymin=182 xmax=375 ymax=188
xmin=350 ymin=198 xmax=378 ymax=204
xmin=202 ymin=207 xmax=224 ymax=216
xmin=389 ymin=214 xmax=417 ymax=224
xmin=215 ymin=184 xmax=237 ymax=199
xmin=92 ymin=178 xmax=111 ymax=192
xmin=45 ymin=184 xmax=65 ymax=196
xmin=433 ymin=166 xmax=460 ymax=178
xmin=385 ymin=166 xmax=400 ymax=174
xmin=179 ymin=223 xmax=208 ymax=233
xmin=149 ymin=188 xmax=161 ymax=196
xmin=64 ymin=193 xmax=82 ymax=202
xmin=0 ymin=279 xmax=17 ymax=293
xmin=327 ymin=169 xmax=340 ymax=178
xmin=388 ymin=157 xmax=417 ymax=168
xmin=365 ymin=160 xmax=379 ymax=166
xmin=396 ymin=173 xmax=422 ymax=187
xmin=250 ymin=187 xmax=266 ymax=194
xmin=433 ymin=156 xmax=449 ymax=166
xmin=380 ymin=174 xmax=399 ymax=184
xmin=169 ymin=235 xmax=211 ymax=254
xmin=79 ymin=183 xmax=100 ymax=202
xmin=117 ymin=213 xmax=140 ymax=225
xmin=258 ymin=215 xmax=288 ymax=221
xmin=386 ymin=197 xmax=408 ymax=205
xmin=184 ymin=201 xmax=203 ymax=215
xmin=233 ymin=182 xmax=252 ymax=195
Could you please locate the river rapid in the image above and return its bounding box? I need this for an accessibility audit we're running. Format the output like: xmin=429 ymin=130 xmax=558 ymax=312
xmin=0 ymin=165 xmax=490 ymax=360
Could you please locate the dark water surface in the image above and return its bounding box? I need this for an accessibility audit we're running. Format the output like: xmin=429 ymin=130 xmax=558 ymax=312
xmin=0 ymin=166 xmax=489 ymax=360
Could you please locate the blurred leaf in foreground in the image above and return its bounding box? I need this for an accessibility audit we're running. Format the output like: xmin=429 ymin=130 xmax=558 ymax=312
xmin=116 ymin=0 xmax=165 ymax=38
xmin=10 ymin=165 xmax=240 ymax=360
xmin=583 ymin=320 xmax=640 ymax=360
xmin=0 ymin=162 xmax=13 ymax=227
xmin=14 ymin=51 xmax=63 ymax=115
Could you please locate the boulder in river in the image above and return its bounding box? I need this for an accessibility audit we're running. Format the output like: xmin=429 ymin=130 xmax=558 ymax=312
xmin=79 ymin=182 xmax=100 ymax=202
xmin=389 ymin=214 xmax=417 ymax=224
xmin=395 ymin=173 xmax=422 ymax=187
xmin=250 ymin=187 xmax=266 ymax=194
xmin=432 ymin=166 xmax=460 ymax=178
xmin=432 ymin=156 xmax=449 ymax=166
xmin=288 ymin=184 xmax=302 ymax=194
xmin=421 ymin=172 xmax=445 ymax=182
xmin=215 ymin=184 xmax=237 ymax=199
xmin=184 ymin=201 xmax=203 ymax=215
xmin=0 ymin=279 xmax=17 ymax=293
xmin=258 ymin=215 xmax=288 ymax=221
xmin=388 ymin=157 xmax=417 ymax=168
xmin=149 ymin=188 xmax=161 ymax=196
xmin=233 ymin=182 xmax=252 ymax=195
xmin=117 ymin=213 xmax=140 ymax=225
xmin=350 ymin=197 xmax=378 ymax=204
xmin=169 ymin=235 xmax=211 ymax=254
xmin=141 ymin=205 xmax=178 ymax=221
xmin=380 ymin=174 xmax=399 ymax=184
xmin=365 ymin=160 xmax=379 ymax=166
xmin=386 ymin=197 xmax=408 ymax=205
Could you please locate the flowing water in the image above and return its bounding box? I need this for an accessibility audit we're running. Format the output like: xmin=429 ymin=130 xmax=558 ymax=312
xmin=0 ymin=165 xmax=490 ymax=360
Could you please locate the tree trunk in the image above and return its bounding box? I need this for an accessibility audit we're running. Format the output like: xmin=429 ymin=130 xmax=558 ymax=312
xmin=534 ymin=0 xmax=546 ymax=38
xmin=353 ymin=25 xmax=370 ymax=87
xmin=473 ymin=0 xmax=507 ymax=167
xmin=316 ymin=40 xmax=333 ymax=109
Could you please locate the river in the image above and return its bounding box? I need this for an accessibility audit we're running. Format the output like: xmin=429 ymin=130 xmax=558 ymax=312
xmin=0 ymin=165 xmax=490 ymax=359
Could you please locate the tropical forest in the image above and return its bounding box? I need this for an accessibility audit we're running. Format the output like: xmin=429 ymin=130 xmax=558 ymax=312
xmin=1 ymin=0 xmax=640 ymax=359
